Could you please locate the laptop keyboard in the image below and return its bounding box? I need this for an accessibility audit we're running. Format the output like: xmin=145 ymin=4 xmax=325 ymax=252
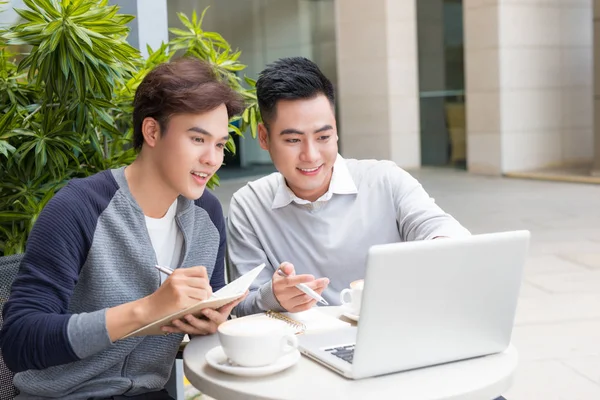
xmin=325 ymin=344 xmax=355 ymax=364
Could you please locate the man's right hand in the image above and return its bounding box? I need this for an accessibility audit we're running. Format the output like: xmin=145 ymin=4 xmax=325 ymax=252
xmin=272 ymin=262 xmax=329 ymax=313
xmin=107 ymin=265 xmax=213 ymax=342
xmin=144 ymin=266 xmax=212 ymax=320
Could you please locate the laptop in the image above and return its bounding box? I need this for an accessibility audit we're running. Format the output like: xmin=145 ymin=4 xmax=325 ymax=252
xmin=298 ymin=230 xmax=530 ymax=379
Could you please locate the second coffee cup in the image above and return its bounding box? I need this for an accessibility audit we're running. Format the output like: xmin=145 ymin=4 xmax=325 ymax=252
xmin=340 ymin=279 xmax=364 ymax=315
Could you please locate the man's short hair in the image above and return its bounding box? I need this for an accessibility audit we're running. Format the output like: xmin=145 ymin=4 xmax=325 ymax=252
xmin=132 ymin=57 xmax=245 ymax=150
xmin=256 ymin=57 xmax=334 ymax=126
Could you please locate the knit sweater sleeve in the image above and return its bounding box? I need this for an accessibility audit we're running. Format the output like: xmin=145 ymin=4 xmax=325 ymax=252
xmin=0 ymin=172 xmax=116 ymax=373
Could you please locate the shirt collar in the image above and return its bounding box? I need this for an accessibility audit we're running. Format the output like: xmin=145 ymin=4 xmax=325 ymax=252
xmin=271 ymin=154 xmax=358 ymax=209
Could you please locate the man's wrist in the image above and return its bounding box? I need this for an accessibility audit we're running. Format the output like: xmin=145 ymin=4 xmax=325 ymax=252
xmin=135 ymin=296 xmax=155 ymax=325
xmin=257 ymin=280 xmax=285 ymax=312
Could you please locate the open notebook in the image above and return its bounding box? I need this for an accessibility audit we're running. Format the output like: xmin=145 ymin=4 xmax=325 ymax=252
xmin=121 ymin=263 xmax=266 ymax=339
xmin=242 ymin=308 xmax=350 ymax=335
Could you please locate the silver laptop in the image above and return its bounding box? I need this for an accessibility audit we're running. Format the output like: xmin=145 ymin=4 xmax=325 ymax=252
xmin=298 ymin=230 xmax=530 ymax=380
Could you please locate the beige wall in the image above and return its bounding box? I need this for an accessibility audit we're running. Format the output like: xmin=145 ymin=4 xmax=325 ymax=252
xmin=465 ymin=0 xmax=594 ymax=174
xmin=336 ymin=0 xmax=421 ymax=168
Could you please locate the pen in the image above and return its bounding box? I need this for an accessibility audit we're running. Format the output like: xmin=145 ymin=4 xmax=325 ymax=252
xmin=155 ymin=265 xmax=174 ymax=276
xmin=277 ymin=268 xmax=329 ymax=306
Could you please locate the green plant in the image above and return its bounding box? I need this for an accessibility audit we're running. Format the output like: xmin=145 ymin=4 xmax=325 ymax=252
xmin=0 ymin=0 xmax=260 ymax=256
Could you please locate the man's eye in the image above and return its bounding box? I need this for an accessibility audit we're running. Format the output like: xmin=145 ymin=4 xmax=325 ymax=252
xmin=319 ymin=135 xmax=330 ymax=141
xmin=193 ymin=137 xmax=204 ymax=143
xmin=217 ymin=143 xmax=226 ymax=149
xmin=286 ymin=139 xmax=300 ymax=143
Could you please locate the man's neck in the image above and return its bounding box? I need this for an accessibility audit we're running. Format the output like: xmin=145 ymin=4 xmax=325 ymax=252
xmin=124 ymin=156 xmax=178 ymax=218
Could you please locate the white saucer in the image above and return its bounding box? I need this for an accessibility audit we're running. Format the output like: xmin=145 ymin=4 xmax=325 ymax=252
xmin=205 ymin=346 xmax=301 ymax=377
xmin=342 ymin=311 xmax=360 ymax=322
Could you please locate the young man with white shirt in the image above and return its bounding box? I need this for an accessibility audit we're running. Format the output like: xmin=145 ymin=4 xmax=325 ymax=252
xmin=227 ymin=57 xmax=512 ymax=400
xmin=0 ymin=58 xmax=245 ymax=400
xmin=227 ymin=57 xmax=470 ymax=316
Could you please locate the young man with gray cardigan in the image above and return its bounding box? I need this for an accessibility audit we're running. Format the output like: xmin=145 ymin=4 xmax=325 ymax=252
xmin=0 ymin=58 xmax=244 ymax=400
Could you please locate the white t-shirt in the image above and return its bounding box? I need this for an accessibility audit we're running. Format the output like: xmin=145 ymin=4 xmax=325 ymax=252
xmin=145 ymin=199 xmax=183 ymax=284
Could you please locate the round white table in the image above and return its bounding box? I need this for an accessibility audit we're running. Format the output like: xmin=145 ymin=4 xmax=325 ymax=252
xmin=183 ymin=307 xmax=518 ymax=400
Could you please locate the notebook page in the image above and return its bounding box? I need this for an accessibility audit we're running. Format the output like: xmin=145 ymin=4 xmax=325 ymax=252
xmin=283 ymin=308 xmax=350 ymax=334
xmin=240 ymin=308 xmax=350 ymax=335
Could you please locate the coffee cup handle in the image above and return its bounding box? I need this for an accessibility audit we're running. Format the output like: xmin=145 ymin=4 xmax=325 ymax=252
xmin=281 ymin=333 xmax=298 ymax=355
xmin=340 ymin=288 xmax=352 ymax=305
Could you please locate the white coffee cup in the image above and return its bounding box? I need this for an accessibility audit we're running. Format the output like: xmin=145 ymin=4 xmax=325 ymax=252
xmin=217 ymin=318 xmax=298 ymax=367
xmin=340 ymin=279 xmax=364 ymax=315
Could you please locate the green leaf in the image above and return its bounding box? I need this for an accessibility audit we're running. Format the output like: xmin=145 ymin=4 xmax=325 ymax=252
xmin=58 ymin=40 xmax=69 ymax=77
xmin=70 ymin=24 xmax=94 ymax=48
xmin=13 ymin=8 xmax=46 ymax=23
xmin=228 ymin=123 xmax=243 ymax=138
xmin=42 ymin=20 xmax=62 ymax=36
xmin=249 ymin=107 xmax=257 ymax=138
xmin=70 ymin=0 xmax=93 ymax=17
xmin=225 ymin=135 xmax=236 ymax=153
xmin=0 ymin=211 xmax=30 ymax=222
xmin=169 ymin=28 xmax=191 ymax=36
xmin=32 ymin=0 xmax=61 ymax=18
xmin=67 ymin=37 xmax=85 ymax=62
xmin=0 ymin=140 xmax=16 ymax=157
xmin=177 ymin=12 xmax=194 ymax=31
xmin=21 ymin=0 xmax=43 ymax=16
xmin=198 ymin=6 xmax=210 ymax=29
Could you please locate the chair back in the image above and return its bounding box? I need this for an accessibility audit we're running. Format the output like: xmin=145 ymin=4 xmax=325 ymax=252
xmin=0 ymin=253 xmax=23 ymax=400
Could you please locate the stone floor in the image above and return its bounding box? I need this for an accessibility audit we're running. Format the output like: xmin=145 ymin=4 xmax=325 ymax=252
xmin=185 ymin=167 xmax=600 ymax=400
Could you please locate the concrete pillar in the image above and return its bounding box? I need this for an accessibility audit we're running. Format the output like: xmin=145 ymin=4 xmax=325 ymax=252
xmin=465 ymin=0 xmax=593 ymax=175
xmin=110 ymin=0 xmax=168 ymax=58
xmin=335 ymin=0 xmax=420 ymax=168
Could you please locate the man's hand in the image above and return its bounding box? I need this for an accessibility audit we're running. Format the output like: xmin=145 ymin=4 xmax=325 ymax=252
xmin=273 ymin=262 xmax=329 ymax=313
xmin=107 ymin=266 xmax=212 ymax=341
xmin=144 ymin=266 xmax=212 ymax=321
xmin=161 ymin=292 xmax=248 ymax=335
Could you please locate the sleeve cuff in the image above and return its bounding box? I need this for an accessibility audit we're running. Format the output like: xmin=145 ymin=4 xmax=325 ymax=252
xmin=67 ymin=309 xmax=112 ymax=359
xmin=426 ymin=225 xmax=471 ymax=240
xmin=257 ymin=280 xmax=286 ymax=312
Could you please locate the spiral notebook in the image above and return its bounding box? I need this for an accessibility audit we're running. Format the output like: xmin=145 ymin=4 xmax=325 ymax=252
xmin=246 ymin=308 xmax=350 ymax=335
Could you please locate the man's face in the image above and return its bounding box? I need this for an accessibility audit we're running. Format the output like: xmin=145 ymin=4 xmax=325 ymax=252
xmin=153 ymin=105 xmax=229 ymax=200
xmin=259 ymin=95 xmax=338 ymax=201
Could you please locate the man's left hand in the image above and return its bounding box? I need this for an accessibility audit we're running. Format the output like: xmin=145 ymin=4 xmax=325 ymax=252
xmin=161 ymin=292 xmax=248 ymax=336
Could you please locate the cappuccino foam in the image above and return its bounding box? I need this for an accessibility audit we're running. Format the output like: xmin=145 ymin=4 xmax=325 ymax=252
xmin=219 ymin=318 xmax=288 ymax=337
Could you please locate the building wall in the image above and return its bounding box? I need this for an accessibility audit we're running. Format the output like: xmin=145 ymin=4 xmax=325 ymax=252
xmin=336 ymin=0 xmax=421 ymax=168
xmin=465 ymin=0 xmax=594 ymax=174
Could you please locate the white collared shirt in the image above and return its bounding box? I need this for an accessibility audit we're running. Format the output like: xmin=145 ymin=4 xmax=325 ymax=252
xmin=271 ymin=155 xmax=358 ymax=210
xmin=227 ymin=155 xmax=470 ymax=317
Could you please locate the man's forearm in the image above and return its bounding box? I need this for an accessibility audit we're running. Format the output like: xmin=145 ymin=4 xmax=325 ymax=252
xmin=67 ymin=297 xmax=156 ymax=362
xmin=105 ymin=297 xmax=153 ymax=343
xmin=234 ymin=280 xmax=285 ymax=317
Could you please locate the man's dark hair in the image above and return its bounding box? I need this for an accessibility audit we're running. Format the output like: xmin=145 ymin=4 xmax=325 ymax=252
xmin=132 ymin=57 xmax=245 ymax=150
xmin=256 ymin=57 xmax=334 ymax=126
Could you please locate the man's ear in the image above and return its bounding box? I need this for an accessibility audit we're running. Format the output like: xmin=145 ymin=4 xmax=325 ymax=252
xmin=141 ymin=117 xmax=161 ymax=148
xmin=258 ymin=123 xmax=269 ymax=151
